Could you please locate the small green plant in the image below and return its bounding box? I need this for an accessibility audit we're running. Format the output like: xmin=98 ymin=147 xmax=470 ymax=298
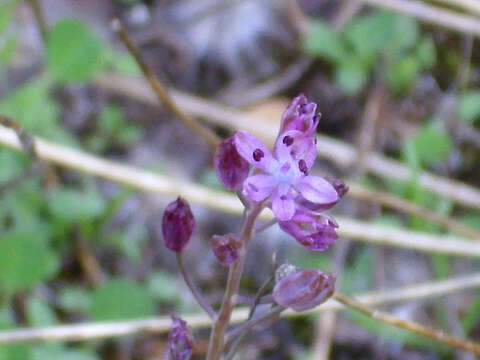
xmin=303 ymin=10 xmax=436 ymax=95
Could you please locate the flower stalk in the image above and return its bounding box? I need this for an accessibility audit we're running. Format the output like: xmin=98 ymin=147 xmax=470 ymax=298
xmin=206 ymin=203 xmax=264 ymax=360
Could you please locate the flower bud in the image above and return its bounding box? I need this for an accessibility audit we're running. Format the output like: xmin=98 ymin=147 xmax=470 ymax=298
xmin=279 ymin=210 xmax=338 ymax=252
xmin=273 ymin=269 xmax=335 ymax=312
xmin=211 ymin=233 xmax=242 ymax=266
xmin=166 ymin=316 xmax=194 ymax=360
xmin=162 ymin=197 xmax=195 ymax=252
xmin=279 ymin=94 xmax=319 ymax=137
xmin=214 ymin=136 xmax=249 ymax=191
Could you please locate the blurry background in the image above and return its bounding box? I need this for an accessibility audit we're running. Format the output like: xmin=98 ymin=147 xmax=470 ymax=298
xmin=0 ymin=0 xmax=480 ymax=359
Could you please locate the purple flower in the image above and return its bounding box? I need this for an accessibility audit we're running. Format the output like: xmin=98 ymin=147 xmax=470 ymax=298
xmin=279 ymin=94 xmax=320 ymax=137
xmin=166 ymin=316 xmax=194 ymax=360
xmin=273 ymin=269 xmax=335 ymax=312
xmin=214 ymin=136 xmax=249 ymax=191
xmin=162 ymin=197 xmax=195 ymax=252
xmin=234 ymin=130 xmax=338 ymax=221
xmin=211 ymin=233 xmax=242 ymax=266
xmin=279 ymin=210 xmax=338 ymax=252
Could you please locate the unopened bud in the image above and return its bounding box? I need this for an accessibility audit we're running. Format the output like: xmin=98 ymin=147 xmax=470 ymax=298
xmin=162 ymin=197 xmax=195 ymax=252
xmin=166 ymin=316 xmax=194 ymax=360
xmin=214 ymin=136 xmax=249 ymax=191
xmin=211 ymin=233 xmax=242 ymax=266
xmin=273 ymin=269 xmax=335 ymax=312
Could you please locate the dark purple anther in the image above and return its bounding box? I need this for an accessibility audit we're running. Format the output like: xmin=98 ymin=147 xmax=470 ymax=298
xmin=214 ymin=136 xmax=249 ymax=191
xmin=283 ymin=135 xmax=294 ymax=146
xmin=253 ymin=149 xmax=264 ymax=161
xmin=162 ymin=197 xmax=195 ymax=253
xmin=166 ymin=316 xmax=194 ymax=360
xmin=298 ymin=159 xmax=308 ymax=174
xmin=211 ymin=233 xmax=242 ymax=266
xmin=273 ymin=269 xmax=335 ymax=312
xmin=327 ymin=177 xmax=349 ymax=198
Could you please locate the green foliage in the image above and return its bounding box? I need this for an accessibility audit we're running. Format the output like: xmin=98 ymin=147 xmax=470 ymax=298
xmin=26 ymin=295 xmax=58 ymax=327
xmin=458 ymin=90 xmax=480 ymax=124
xmin=147 ymin=271 xmax=182 ymax=303
xmin=58 ymin=286 xmax=92 ymax=314
xmin=47 ymin=19 xmax=102 ymax=83
xmin=303 ymin=10 xmax=436 ymax=95
xmin=410 ymin=125 xmax=453 ymax=166
xmin=48 ymin=187 xmax=105 ymax=223
xmin=87 ymin=105 xmax=141 ymax=152
xmin=0 ymin=229 xmax=58 ymax=293
xmin=90 ymin=278 xmax=155 ymax=321
xmin=303 ymin=20 xmax=346 ymax=62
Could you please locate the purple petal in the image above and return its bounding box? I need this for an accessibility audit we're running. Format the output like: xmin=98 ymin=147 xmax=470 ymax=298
xmin=295 ymin=176 xmax=338 ymax=205
xmin=214 ymin=136 xmax=249 ymax=191
xmin=243 ymin=174 xmax=276 ymax=202
xmin=275 ymin=131 xmax=317 ymax=172
xmin=272 ymin=183 xmax=295 ymax=221
xmin=234 ymin=131 xmax=276 ymax=173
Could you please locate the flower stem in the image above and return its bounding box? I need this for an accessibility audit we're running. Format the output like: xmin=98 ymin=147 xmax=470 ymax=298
xmin=224 ymin=305 xmax=284 ymax=360
xmin=176 ymin=253 xmax=216 ymax=319
xmin=206 ymin=203 xmax=264 ymax=360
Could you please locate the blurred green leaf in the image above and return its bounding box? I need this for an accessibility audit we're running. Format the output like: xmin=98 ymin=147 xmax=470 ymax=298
xmin=90 ymin=278 xmax=155 ymax=321
xmin=342 ymin=247 xmax=373 ymax=293
xmin=411 ymin=126 xmax=452 ymax=166
xmin=462 ymin=294 xmax=480 ymax=334
xmin=303 ymin=20 xmax=346 ymax=62
xmin=32 ymin=346 xmax=100 ymax=360
xmin=48 ymin=188 xmax=105 ymax=223
xmin=415 ymin=36 xmax=436 ymax=68
xmin=26 ymin=295 xmax=57 ymax=327
xmin=47 ymin=19 xmax=101 ymax=83
xmin=58 ymin=286 xmax=92 ymax=314
xmin=98 ymin=105 xmax=141 ymax=146
xmin=147 ymin=271 xmax=181 ymax=303
xmin=385 ymin=15 xmax=419 ymax=58
xmin=343 ymin=11 xmax=396 ymax=60
xmin=0 ymin=35 xmax=18 ymax=65
xmin=458 ymin=90 xmax=480 ymax=124
xmin=0 ymin=229 xmax=58 ymax=292
xmin=334 ymin=62 xmax=368 ymax=95
xmin=385 ymin=56 xmax=420 ymax=94
xmin=0 ymin=1 xmax=15 ymax=33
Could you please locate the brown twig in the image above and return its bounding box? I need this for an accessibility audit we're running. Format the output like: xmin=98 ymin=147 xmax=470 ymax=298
xmin=75 ymin=238 xmax=104 ymax=287
xmin=110 ymin=19 xmax=221 ymax=148
xmin=349 ymin=183 xmax=480 ymax=240
xmin=29 ymin=0 xmax=48 ymax=43
xmin=333 ymin=292 xmax=480 ymax=356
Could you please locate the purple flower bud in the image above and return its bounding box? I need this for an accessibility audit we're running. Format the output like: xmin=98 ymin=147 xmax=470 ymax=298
xmin=211 ymin=233 xmax=242 ymax=266
xmin=273 ymin=269 xmax=335 ymax=312
xmin=166 ymin=316 xmax=194 ymax=360
xmin=162 ymin=197 xmax=195 ymax=252
xmin=279 ymin=210 xmax=338 ymax=252
xmin=214 ymin=136 xmax=249 ymax=191
xmin=279 ymin=94 xmax=319 ymax=137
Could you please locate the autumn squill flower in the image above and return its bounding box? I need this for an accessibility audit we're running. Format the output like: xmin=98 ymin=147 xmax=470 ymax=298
xmin=214 ymin=136 xmax=249 ymax=191
xmin=233 ymin=95 xmax=339 ymax=222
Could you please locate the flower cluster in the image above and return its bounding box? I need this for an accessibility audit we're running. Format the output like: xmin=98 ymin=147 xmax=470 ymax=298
xmin=215 ymin=94 xmax=347 ymax=252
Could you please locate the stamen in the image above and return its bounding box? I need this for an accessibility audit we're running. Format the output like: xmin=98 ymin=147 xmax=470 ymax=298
xmin=253 ymin=149 xmax=264 ymax=161
xmin=298 ymin=159 xmax=308 ymax=174
xmin=283 ymin=135 xmax=294 ymax=146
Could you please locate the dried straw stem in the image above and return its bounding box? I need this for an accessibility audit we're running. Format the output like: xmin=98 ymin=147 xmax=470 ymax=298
xmin=0 ymin=272 xmax=478 ymax=344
